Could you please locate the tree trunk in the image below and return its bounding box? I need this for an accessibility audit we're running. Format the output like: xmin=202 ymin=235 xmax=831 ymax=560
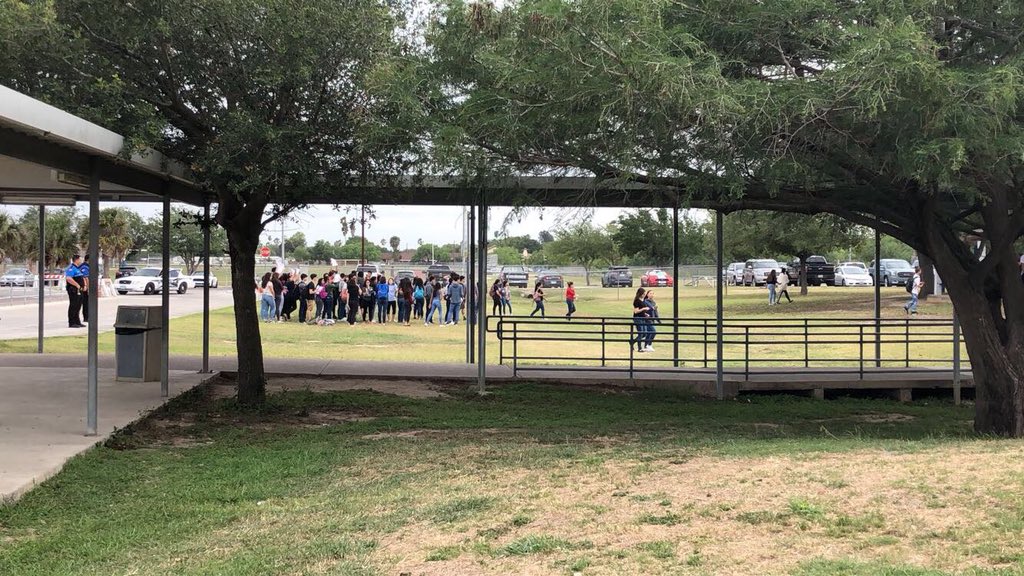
xmin=924 ymin=221 xmax=1024 ymax=436
xmin=220 ymin=201 xmax=267 ymax=406
xmin=799 ymin=257 xmax=809 ymax=296
xmin=918 ymin=253 xmax=935 ymax=300
xmin=584 ymin=266 xmax=590 ymax=286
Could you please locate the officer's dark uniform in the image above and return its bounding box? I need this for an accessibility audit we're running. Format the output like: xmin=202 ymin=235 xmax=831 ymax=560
xmin=79 ymin=257 xmax=91 ymax=323
xmin=65 ymin=260 xmax=83 ymax=327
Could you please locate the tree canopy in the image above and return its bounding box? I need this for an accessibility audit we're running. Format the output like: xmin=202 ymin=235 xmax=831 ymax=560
xmin=425 ymin=0 xmax=1024 ymax=434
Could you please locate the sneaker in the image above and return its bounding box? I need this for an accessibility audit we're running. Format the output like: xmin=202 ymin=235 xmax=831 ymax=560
xmin=637 ymin=348 xmax=647 ymax=353
xmin=646 ymin=345 xmax=655 ymax=352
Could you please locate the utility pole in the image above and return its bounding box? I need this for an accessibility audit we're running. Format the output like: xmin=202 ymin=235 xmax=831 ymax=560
xmin=360 ymin=205 xmax=366 ymax=264
xmin=280 ymin=219 xmax=285 ymax=261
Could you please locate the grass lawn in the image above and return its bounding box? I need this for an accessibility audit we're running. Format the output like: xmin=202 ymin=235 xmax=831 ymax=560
xmin=0 ymin=285 xmax=964 ymax=369
xmin=1 ymin=379 xmax=1020 ymax=575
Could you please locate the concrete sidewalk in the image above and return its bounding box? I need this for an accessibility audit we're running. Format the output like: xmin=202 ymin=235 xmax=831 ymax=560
xmin=0 ymin=368 xmax=213 ymax=503
xmin=0 ymin=289 xmax=234 ymax=341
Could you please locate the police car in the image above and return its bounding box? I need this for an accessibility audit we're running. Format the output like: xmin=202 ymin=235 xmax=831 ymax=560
xmin=116 ymin=267 xmax=194 ymax=295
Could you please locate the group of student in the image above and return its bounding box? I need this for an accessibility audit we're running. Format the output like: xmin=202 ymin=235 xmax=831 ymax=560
xmin=763 ymin=268 xmax=793 ymax=306
xmin=256 ymin=269 xmax=470 ymax=326
xmin=488 ymin=278 xmax=578 ymax=320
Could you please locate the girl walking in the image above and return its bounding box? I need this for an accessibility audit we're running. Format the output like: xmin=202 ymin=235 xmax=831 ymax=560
xmin=426 ymin=280 xmax=443 ymax=325
xmin=765 ymin=269 xmax=778 ymax=306
xmin=565 ymin=281 xmax=576 ymax=320
xmin=530 ymin=281 xmax=546 ymax=318
xmin=501 ymin=280 xmax=512 ymax=314
xmin=631 ymin=287 xmax=651 ymax=353
xmin=490 ymin=279 xmax=504 ymax=317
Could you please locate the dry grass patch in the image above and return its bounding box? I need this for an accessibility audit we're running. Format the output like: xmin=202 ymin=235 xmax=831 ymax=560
xmin=379 ymin=443 xmax=1024 ymax=575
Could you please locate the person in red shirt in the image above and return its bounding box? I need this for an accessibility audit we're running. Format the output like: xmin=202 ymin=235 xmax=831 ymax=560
xmin=565 ymin=281 xmax=576 ymax=320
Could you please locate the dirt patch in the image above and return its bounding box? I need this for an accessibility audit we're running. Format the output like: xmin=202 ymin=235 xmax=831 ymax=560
xmin=212 ymin=377 xmax=449 ymax=400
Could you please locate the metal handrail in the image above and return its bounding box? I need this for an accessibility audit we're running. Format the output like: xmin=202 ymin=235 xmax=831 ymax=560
xmin=487 ymin=315 xmax=967 ymax=379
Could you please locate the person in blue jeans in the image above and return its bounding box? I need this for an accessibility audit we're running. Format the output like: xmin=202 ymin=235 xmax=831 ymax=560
xmin=445 ymin=276 xmax=465 ymax=325
xmin=642 ymin=290 xmax=659 ymax=352
xmin=376 ymin=277 xmax=390 ymax=323
xmin=904 ymin=267 xmax=923 ymax=315
xmin=529 ymin=282 xmax=545 ymax=317
xmin=260 ymin=272 xmax=277 ymax=322
xmin=631 ymin=287 xmax=652 ymax=352
xmin=426 ymin=280 xmax=442 ymax=325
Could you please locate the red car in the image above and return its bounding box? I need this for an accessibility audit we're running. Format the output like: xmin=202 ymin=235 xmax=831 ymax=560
xmin=640 ymin=269 xmax=674 ymax=287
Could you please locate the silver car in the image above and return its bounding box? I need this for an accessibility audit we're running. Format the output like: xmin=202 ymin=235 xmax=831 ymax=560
xmin=0 ymin=268 xmax=36 ymax=287
xmin=727 ymin=262 xmax=745 ymax=285
xmin=741 ymin=259 xmax=781 ymax=286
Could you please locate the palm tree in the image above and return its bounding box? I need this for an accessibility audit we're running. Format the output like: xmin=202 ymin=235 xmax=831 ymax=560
xmin=0 ymin=212 xmax=23 ymax=262
xmin=389 ymin=235 xmax=401 ymax=261
xmin=99 ymin=207 xmax=140 ymax=275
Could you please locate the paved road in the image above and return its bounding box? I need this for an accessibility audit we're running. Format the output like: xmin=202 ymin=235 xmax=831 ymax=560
xmin=0 ymin=289 xmax=235 ymax=341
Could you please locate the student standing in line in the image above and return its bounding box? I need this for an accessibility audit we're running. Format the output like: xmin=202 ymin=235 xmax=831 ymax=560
xmin=631 ymin=287 xmax=651 ymax=353
xmin=386 ymin=277 xmax=397 ymax=321
xmin=776 ymin=268 xmax=793 ymax=303
xmin=445 ymin=275 xmax=464 ymax=325
xmin=565 ymin=281 xmax=576 ymax=320
xmin=260 ymin=272 xmax=277 ymax=322
xmin=314 ymin=277 xmax=326 ymax=321
xmin=79 ymin=255 xmax=91 ymax=323
xmin=904 ymin=265 xmax=924 ymax=315
xmin=426 ymin=280 xmax=443 ymax=325
xmin=529 ymin=281 xmax=545 ymax=318
xmin=376 ymin=276 xmax=390 ymax=323
xmin=297 ymin=274 xmax=309 ymax=323
xmin=346 ymin=273 xmax=360 ymax=325
xmin=64 ymin=255 xmax=85 ymax=328
xmin=413 ymin=278 xmax=425 ymax=320
xmin=502 ymin=280 xmax=512 ymax=315
xmin=271 ymin=272 xmax=284 ymax=321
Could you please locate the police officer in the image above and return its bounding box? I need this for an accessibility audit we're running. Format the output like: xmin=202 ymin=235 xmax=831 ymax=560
xmin=79 ymin=254 xmax=91 ymax=323
xmin=65 ymin=255 xmax=85 ymax=328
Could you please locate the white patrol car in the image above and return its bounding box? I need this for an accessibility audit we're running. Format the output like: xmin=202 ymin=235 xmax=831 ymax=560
xmin=115 ymin=267 xmax=194 ymax=295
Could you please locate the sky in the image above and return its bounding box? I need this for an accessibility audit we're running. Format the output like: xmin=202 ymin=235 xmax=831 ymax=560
xmin=0 ymin=203 xmax=629 ymax=250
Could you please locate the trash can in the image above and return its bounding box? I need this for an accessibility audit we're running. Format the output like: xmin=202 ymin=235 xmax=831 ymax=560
xmin=114 ymin=305 xmax=163 ymax=382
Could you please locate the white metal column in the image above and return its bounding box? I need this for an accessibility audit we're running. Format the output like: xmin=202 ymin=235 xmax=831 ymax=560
xmin=86 ymin=160 xmax=100 ymax=435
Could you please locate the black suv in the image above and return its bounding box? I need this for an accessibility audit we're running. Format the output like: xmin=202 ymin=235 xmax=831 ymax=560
xmin=425 ymin=264 xmax=453 ymax=279
xmin=601 ymin=266 xmax=633 ymax=287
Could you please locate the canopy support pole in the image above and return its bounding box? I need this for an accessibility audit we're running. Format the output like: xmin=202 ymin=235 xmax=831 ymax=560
xmin=86 ymin=160 xmax=100 ymax=436
xmin=37 ymin=205 xmax=45 ymax=354
xmin=160 ymin=187 xmax=170 ymax=397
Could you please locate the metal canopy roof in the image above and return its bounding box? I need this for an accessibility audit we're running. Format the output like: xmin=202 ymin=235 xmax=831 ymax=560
xmin=0 ymin=85 xmax=204 ymax=206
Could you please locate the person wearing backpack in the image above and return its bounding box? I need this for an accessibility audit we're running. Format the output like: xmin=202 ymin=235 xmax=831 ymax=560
xmin=904 ymin=265 xmax=923 ymax=315
xmin=297 ymin=274 xmax=309 ymax=323
xmin=413 ymin=278 xmax=425 ymax=319
xmin=376 ymin=277 xmax=390 ymax=323
xmin=490 ymin=278 xmax=504 ymax=317
xmin=529 ymin=281 xmax=546 ymax=318
xmin=777 ymin=268 xmax=793 ymax=303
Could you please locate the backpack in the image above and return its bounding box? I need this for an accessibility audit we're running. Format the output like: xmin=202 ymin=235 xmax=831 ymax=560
xmin=905 ymin=278 xmax=914 ymax=293
xmin=414 ymin=286 xmax=424 ymax=299
xmin=316 ymin=285 xmax=327 ymax=298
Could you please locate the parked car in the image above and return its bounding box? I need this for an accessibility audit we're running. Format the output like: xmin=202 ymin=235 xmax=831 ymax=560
xmin=869 ymin=259 xmax=915 ymax=287
xmin=0 ymin=268 xmax=36 ymax=287
xmin=786 ymin=255 xmax=836 ymax=287
xmin=425 ymin=264 xmax=453 ymax=279
xmin=838 ymin=261 xmax=868 ymax=272
xmin=601 ymin=265 xmax=633 ymax=288
xmin=640 ymin=269 xmax=674 ymax=287
xmin=535 ymin=271 xmax=564 ymax=288
xmin=115 ymin=265 xmax=138 ymax=279
xmin=356 ymin=263 xmax=382 ymax=277
xmin=726 ymin=262 xmax=745 ymax=285
xmin=396 ymin=269 xmax=416 ymax=281
xmin=835 ymin=265 xmax=874 ymax=286
xmin=499 ymin=265 xmax=529 ymax=288
xmin=115 ymin=267 xmax=193 ymax=295
xmin=741 ymin=259 xmax=781 ymax=286
xmin=190 ymin=271 xmax=219 ymax=288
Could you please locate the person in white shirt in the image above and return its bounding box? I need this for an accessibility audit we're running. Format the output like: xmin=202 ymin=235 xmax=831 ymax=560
xmin=904 ymin=265 xmax=923 ymax=315
xmin=1019 ymin=253 xmax=1023 ymax=283
xmin=777 ymin=268 xmax=793 ymax=303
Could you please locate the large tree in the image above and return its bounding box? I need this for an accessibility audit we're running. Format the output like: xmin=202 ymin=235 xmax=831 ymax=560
xmin=546 ymin=222 xmax=615 ymax=285
xmin=98 ymin=208 xmax=145 ymax=275
xmin=140 ymin=207 xmax=228 ymax=275
xmin=1 ymin=0 xmax=415 ymax=404
xmin=427 ymin=1 xmax=1024 ymax=435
